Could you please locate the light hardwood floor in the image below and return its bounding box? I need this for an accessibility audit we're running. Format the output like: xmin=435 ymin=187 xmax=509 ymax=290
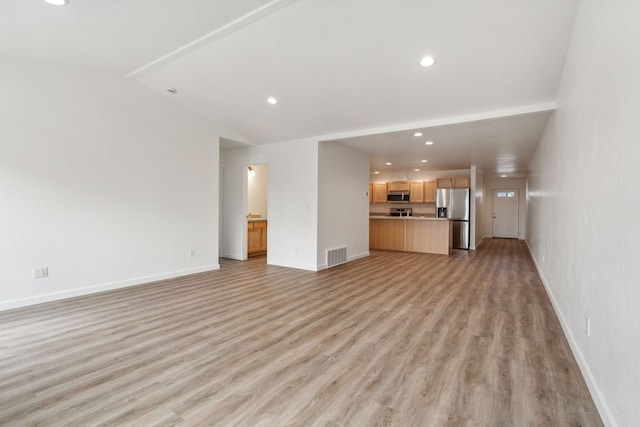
xmin=0 ymin=239 xmax=602 ymax=426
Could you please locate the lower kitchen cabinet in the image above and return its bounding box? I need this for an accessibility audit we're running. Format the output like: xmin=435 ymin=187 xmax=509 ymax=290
xmin=248 ymin=220 xmax=267 ymax=255
xmin=405 ymin=220 xmax=451 ymax=255
xmin=369 ymin=218 xmax=451 ymax=255
xmin=369 ymin=219 xmax=405 ymax=251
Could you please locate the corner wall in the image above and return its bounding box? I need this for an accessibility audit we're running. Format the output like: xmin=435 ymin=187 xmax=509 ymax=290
xmin=0 ymin=57 xmax=224 ymax=310
xmin=221 ymin=139 xmax=319 ymax=270
xmin=527 ymin=1 xmax=640 ymax=425
xmin=317 ymin=142 xmax=370 ymax=269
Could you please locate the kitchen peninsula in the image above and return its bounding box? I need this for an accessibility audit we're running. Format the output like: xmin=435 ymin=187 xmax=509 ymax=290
xmin=369 ymin=216 xmax=452 ymax=255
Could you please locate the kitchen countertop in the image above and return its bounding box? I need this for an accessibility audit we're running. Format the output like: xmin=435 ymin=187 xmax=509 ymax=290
xmin=248 ymin=218 xmax=267 ymax=223
xmin=369 ymin=216 xmax=448 ymax=221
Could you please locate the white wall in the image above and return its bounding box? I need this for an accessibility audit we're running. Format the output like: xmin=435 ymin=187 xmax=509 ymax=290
xmin=482 ymin=178 xmax=527 ymax=240
xmin=221 ymin=139 xmax=318 ymax=270
xmin=317 ymin=142 xmax=370 ymax=269
xmin=527 ymin=1 xmax=640 ymax=425
xmin=471 ymin=166 xmax=484 ymax=250
xmin=0 ymin=57 xmax=227 ymax=310
xmin=247 ymin=163 xmax=268 ymax=218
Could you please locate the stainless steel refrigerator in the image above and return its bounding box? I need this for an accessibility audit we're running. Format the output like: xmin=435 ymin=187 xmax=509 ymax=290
xmin=436 ymin=188 xmax=470 ymax=250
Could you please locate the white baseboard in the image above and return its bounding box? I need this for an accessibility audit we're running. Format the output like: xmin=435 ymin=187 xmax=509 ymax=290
xmin=220 ymin=252 xmax=244 ymax=260
xmin=525 ymin=241 xmax=615 ymax=427
xmin=0 ymin=264 xmax=220 ymax=312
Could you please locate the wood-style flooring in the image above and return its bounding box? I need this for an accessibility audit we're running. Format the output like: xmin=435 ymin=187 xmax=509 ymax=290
xmin=0 ymin=239 xmax=602 ymax=426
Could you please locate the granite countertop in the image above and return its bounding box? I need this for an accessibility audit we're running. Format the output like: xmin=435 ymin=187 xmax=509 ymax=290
xmin=248 ymin=218 xmax=267 ymax=222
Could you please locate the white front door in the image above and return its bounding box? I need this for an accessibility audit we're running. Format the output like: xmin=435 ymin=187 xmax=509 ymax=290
xmin=492 ymin=189 xmax=519 ymax=238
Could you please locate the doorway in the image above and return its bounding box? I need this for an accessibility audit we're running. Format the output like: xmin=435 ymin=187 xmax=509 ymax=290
xmin=246 ymin=164 xmax=269 ymax=258
xmin=492 ymin=189 xmax=519 ymax=238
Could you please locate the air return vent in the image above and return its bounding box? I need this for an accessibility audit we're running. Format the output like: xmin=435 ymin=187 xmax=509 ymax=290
xmin=327 ymin=247 xmax=347 ymax=268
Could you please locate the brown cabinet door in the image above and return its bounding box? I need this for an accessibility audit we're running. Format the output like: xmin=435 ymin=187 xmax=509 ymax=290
xmin=397 ymin=181 xmax=410 ymax=191
xmin=437 ymin=178 xmax=452 ymax=189
xmin=369 ymin=219 xmax=405 ymax=251
xmin=260 ymin=223 xmax=267 ymax=252
xmin=248 ymin=221 xmax=267 ymax=255
xmin=423 ymin=180 xmax=437 ymax=203
xmin=369 ymin=182 xmax=373 ymax=204
xmin=453 ymin=176 xmax=470 ymax=188
xmin=372 ymin=182 xmax=388 ymax=203
xmin=248 ymin=223 xmax=261 ymax=255
xmin=409 ymin=181 xmax=424 ymax=203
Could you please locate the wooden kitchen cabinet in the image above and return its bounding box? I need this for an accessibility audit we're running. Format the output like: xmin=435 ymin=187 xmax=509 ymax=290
xmin=405 ymin=220 xmax=450 ymax=255
xmin=369 ymin=182 xmax=373 ymax=204
xmin=423 ymin=180 xmax=437 ymax=203
xmin=372 ymin=182 xmax=388 ymax=204
xmin=453 ymin=176 xmax=470 ymax=188
xmin=437 ymin=178 xmax=452 ymax=189
xmin=369 ymin=219 xmax=405 ymax=251
xmin=409 ymin=181 xmax=424 ymax=203
xmin=248 ymin=220 xmax=267 ymax=255
xmin=369 ymin=218 xmax=451 ymax=254
xmin=388 ymin=181 xmax=410 ymax=192
xmin=437 ymin=176 xmax=470 ymax=189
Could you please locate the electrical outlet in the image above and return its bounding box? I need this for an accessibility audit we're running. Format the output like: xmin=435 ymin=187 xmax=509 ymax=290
xmin=33 ymin=266 xmax=48 ymax=279
xmin=189 ymin=248 xmax=195 ymax=258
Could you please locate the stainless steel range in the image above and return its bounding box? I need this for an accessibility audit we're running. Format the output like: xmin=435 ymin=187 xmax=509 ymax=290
xmin=390 ymin=207 xmax=412 ymax=217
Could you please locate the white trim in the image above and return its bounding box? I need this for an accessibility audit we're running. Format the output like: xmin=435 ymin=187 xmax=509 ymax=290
xmin=0 ymin=264 xmax=220 ymax=312
xmin=127 ymin=0 xmax=299 ymax=79
xmin=525 ymin=241 xmax=615 ymax=427
xmin=312 ymin=103 xmax=557 ymax=144
xmin=267 ymin=258 xmax=319 ymax=272
xmin=220 ymin=252 xmax=243 ymax=260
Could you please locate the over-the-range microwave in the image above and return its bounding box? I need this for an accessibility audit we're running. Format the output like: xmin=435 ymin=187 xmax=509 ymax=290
xmin=387 ymin=191 xmax=410 ymax=203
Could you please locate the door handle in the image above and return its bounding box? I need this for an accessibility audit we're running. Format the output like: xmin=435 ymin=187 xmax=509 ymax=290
xmin=493 ymin=214 xmax=496 ymax=219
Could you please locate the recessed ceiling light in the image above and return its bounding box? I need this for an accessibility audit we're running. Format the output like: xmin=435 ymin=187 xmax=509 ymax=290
xmin=501 ymin=174 xmax=507 ymax=178
xmin=267 ymin=97 xmax=278 ymax=105
xmin=374 ymin=171 xmax=380 ymax=175
xmin=419 ymin=56 xmax=435 ymax=68
xmin=425 ymin=141 xmax=434 ymax=145
xmin=421 ymin=159 xmax=428 ymax=163
xmin=44 ymin=0 xmax=68 ymax=5
xmin=414 ymin=169 xmax=420 ymax=172
xmin=414 ymin=132 xmax=423 ymax=137
xmin=386 ymin=162 xmax=392 ymax=166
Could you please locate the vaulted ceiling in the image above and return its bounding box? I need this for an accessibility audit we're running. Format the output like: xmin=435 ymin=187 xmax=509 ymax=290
xmin=1 ymin=0 xmax=579 ymax=178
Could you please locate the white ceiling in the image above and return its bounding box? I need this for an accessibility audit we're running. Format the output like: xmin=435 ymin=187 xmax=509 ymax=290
xmin=331 ymin=111 xmax=552 ymax=177
xmin=1 ymin=0 xmax=579 ymax=178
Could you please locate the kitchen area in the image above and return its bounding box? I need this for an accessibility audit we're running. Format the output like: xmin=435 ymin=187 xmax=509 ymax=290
xmin=369 ymin=175 xmax=471 ymax=255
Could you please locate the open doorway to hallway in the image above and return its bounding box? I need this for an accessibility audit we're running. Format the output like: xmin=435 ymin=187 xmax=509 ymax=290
xmin=247 ymin=163 xmax=269 ymax=259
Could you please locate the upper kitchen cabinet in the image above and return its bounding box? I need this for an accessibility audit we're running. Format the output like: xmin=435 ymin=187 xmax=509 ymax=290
xmin=437 ymin=178 xmax=452 ymax=189
xmin=437 ymin=176 xmax=470 ymax=189
xmin=423 ymin=180 xmax=437 ymax=203
xmin=371 ymin=182 xmax=388 ymax=204
xmin=369 ymin=183 xmax=373 ymax=204
xmin=453 ymin=176 xmax=470 ymax=188
xmin=388 ymin=181 xmax=410 ymax=192
xmin=409 ymin=181 xmax=424 ymax=203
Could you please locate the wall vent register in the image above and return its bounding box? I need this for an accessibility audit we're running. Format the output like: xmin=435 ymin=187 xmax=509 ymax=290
xmin=327 ymin=247 xmax=347 ymax=268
